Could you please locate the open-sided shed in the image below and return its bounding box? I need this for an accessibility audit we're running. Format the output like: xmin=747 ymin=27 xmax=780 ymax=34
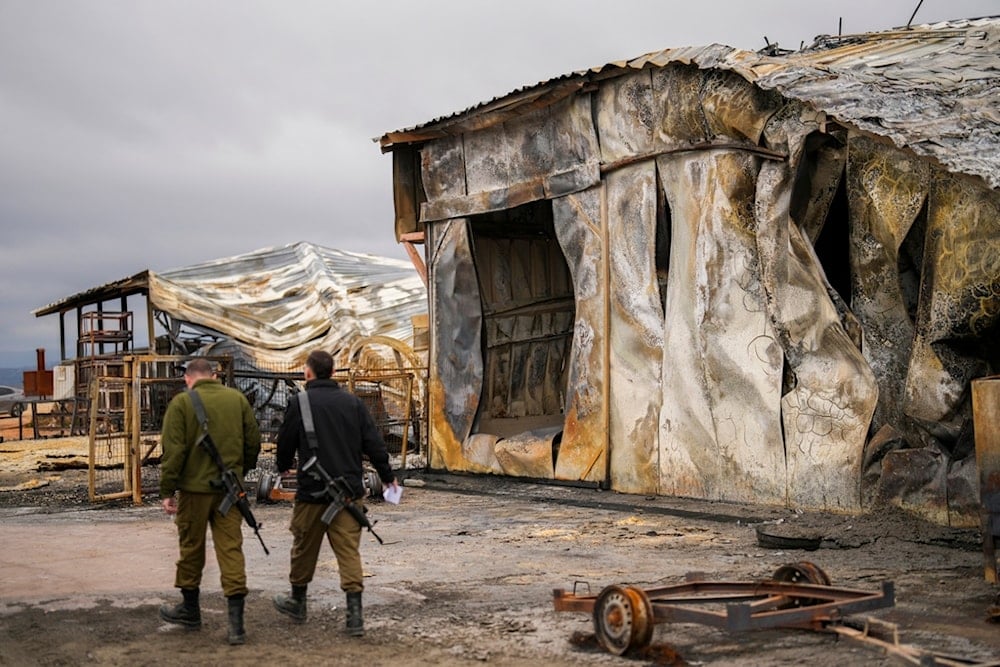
xmin=378 ymin=17 xmax=1000 ymax=525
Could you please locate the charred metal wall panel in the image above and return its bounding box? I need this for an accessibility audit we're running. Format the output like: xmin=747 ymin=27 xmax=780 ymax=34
xmin=757 ymin=110 xmax=876 ymax=512
xmin=426 ymin=220 xmax=486 ymax=472
xmin=605 ymin=164 xmax=662 ymax=493
xmin=904 ymin=175 xmax=998 ymax=425
xmin=847 ymin=135 xmax=929 ymax=441
xmin=420 ymin=95 xmax=600 ymax=223
xmin=597 ymin=72 xmax=662 ymax=493
xmin=651 ymin=66 xmax=790 ymax=505
xmin=846 ymin=132 xmax=1000 ymax=524
xmin=552 ymin=187 xmax=608 ymax=484
xmin=657 ymin=150 xmax=786 ymax=505
xmin=597 ymin=70 xmax=655 ymax=162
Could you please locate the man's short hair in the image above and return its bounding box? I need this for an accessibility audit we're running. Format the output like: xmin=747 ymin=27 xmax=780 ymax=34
xmin=184 ymin=358 xmax=216 ymax=377
xmin=306 ymin=350 xmax=334 ymax=379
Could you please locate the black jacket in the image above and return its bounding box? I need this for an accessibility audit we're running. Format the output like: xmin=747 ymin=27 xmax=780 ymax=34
xmin=275 ymin=378 xmax=394 ymax=500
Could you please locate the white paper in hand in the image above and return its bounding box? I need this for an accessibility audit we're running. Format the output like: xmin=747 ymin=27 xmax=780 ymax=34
xmin=382 ymin=484 xmax=403 ymax=505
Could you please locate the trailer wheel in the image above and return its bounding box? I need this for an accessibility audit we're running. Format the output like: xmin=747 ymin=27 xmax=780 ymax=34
xmin=772 ymin=561 xmax=831 ymax=608
xmin=592 ymin=584 xmax=653 ymax=655
xmin=256 ymin=472 xmax=278 ymax=504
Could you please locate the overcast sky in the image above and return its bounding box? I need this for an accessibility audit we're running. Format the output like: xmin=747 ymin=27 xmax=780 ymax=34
xmin=0 ymin=0 xmax=995 ymax=368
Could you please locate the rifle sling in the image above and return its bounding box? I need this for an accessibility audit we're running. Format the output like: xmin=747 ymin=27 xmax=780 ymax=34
xmin=297 ymin=391 xmax=320 ymax=452
xmin=186 ymin=389 xmax=209 ymax=441
xmin=186 ymin=389 xmax=222 ymax=468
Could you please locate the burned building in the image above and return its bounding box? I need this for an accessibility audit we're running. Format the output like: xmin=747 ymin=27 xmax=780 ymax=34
xmin=377 ymin=17 xmax=1000 ymax=525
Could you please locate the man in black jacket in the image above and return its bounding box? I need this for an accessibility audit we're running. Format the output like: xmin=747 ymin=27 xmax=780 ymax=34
xmin=272 ymin=349 xmax=398 ymax=636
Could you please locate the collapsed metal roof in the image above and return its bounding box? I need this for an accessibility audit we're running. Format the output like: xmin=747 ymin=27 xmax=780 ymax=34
xmin=150 ymin=241 xmax=427 ymax=365
xmin=379 ymin=16 xmax=1000 ymax=190
xmin=35 ymin=242 xmax=427 ymax=366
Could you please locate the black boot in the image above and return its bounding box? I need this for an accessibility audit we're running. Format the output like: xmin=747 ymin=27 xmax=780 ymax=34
xmin=346 ymin=591 xmax=363 ymax=637
xmin=273 ymin=584 xmax=307 ymax=622
xmin=160 ymin=588 xmax=201 ymax=628
xmin=227 ymin=595 xmax=246 ymax=645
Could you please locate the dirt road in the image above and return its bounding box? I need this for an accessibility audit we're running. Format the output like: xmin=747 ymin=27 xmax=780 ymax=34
xmin=1 ymin=459 xmax=999 ymax=665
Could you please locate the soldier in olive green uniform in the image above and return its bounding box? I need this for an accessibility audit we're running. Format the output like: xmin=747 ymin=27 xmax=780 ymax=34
xmin=159 ymin=358 xmax=261 ymax=645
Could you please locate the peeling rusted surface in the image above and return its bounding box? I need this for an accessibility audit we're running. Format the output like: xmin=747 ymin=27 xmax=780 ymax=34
xmin=973 ymin=376 xmax=1000 ymax=581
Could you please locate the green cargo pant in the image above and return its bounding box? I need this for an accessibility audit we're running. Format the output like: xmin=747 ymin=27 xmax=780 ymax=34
xmin=173 ymin=491 xmax=248 ymax=597
xmin=287 ymin=500 xmax=363 ymax=593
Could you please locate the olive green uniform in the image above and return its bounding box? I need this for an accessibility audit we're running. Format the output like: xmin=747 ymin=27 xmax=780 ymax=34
xmin=160 ymin=378 xmax=261 ymax=597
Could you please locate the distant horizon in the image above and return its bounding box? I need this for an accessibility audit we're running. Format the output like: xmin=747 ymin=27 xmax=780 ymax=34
xmin=0 ymin=351 xmax=59 ymax=369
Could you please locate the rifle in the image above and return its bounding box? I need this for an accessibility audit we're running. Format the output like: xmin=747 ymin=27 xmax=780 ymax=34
xmin=301 ymin=455 xmax=384 ymax=545
xmin=187 ymin=390 xmax=270 ymax=555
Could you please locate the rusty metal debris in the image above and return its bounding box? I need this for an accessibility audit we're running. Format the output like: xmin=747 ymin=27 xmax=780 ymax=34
xmin=256 ymin=465 xmax=384 ymax=505
xmin=553 ymin=562 xmax=993 ymax=664
xmin=256 ymin=470 xmax=297 ymax=503
xmin=972 ymin=375 xmax=1000 ymax=584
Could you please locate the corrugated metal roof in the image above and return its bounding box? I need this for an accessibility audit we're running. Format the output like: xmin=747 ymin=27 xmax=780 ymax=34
xmin=379 ymin=16 xmax=1000 ymax=189
xmin=32 ymin=271 xmax=150 ymax=317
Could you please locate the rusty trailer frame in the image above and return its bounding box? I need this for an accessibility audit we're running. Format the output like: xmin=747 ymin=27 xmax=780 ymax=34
xmin=553 ymin=562 xmax=997 ymax=665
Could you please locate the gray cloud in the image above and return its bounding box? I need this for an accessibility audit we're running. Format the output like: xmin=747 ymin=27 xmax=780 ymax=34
xmin=1 ymin=0 xmax=995 ymax=366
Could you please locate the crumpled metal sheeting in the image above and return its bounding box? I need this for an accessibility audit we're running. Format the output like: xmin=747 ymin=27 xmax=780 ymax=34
xmin=551 ymin=188 xmax=607 ymax=484
xmin=148 ymin=241 xmax=426 ymax=367
xmin=901 ymin=175 xmax=999 ymax=426
xmin=740 ymin=19 xmax=1000 ymax=189
xmin=846 ymin=135 xmax=929 ymax=440
xmin=425 ymin=220 xmax=485 ymax=472
xmin=755 ymin=111 xmax=877 ymax=512
xmin=844 ymin=135 xmax=1000 ymax=523
xmin=656 ymin=150 xmax=787 ymax=506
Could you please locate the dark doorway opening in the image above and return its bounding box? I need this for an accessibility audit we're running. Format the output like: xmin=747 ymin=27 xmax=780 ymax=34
xmin=468 ymin=200 xmax=575 ymax=438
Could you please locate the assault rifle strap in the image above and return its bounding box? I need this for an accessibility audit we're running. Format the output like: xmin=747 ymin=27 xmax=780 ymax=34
xmin=297 ymin=391 xmax=320 ymax=452
xmin=186 ymin=389 xmax=210 ymax=447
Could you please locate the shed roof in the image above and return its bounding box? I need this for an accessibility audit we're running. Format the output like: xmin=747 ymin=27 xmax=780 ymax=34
xmin=378 ymin=16 xmax=1000 ymax=189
